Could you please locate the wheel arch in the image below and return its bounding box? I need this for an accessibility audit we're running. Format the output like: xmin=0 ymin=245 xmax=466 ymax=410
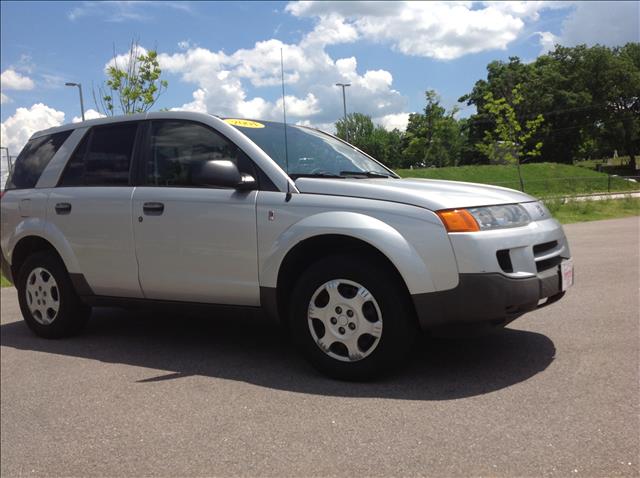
xmin=272 ymin=234 xmax=416 ymax=327
xmin=10 ymin=235 xmax=66 ymax=280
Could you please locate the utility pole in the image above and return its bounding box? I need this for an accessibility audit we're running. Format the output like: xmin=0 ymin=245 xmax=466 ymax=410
xmin=335 ymin=82 xmax=351 ymax=142
xmin=65 ymin=82 xmax=85 ymax=121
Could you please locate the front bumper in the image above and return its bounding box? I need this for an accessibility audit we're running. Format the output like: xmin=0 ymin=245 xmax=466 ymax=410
xmin=412 ymin=261 xmax=569 ymax=329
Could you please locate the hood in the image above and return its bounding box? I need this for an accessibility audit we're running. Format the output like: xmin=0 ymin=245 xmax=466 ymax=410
xmin=294 ymin=177 xmax=536 ymax=211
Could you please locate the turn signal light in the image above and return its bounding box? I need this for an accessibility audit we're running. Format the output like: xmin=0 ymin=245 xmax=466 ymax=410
xmin=436 ymin=209 xmax=480 ymax=233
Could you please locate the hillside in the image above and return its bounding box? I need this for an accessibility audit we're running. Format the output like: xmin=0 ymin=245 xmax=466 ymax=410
xmin=395 ymin=163 xmax=639 ymax=197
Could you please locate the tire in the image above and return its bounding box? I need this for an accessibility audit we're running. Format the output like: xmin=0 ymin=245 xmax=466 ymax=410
xmin=16 ymin=251 xmax=91 ymax=338
xmin=289 ymin=254 xmax=418 ymax=380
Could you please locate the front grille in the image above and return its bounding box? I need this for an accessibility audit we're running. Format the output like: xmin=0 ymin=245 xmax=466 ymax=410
xmin=533 ymin=239 xmax=563 ymax=273
xmin=533 ymin=240 xmax=558 ymax=255
xmin=536 ymin=255 xmax=563 ymax=273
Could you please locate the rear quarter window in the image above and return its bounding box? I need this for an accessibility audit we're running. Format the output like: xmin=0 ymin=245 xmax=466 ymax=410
xmin=5 ymin=130 xmax=73 ymax=189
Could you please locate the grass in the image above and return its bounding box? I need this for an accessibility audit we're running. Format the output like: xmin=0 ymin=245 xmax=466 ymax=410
xmin=396 ymin=162 xmax=639 ymax=197
xmin=544 ymin=196 xmax=640 ymax=224
xmin=1 ymin=274 xmax=11 ymax=287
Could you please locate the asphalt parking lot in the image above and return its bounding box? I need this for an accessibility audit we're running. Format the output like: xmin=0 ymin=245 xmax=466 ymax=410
xmin=1 ymin=216 xmax=638 ymax=477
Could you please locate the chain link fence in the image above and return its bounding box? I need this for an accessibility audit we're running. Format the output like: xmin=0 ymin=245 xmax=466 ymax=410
xmin=480 ymin=175 xmax=639 ymax=197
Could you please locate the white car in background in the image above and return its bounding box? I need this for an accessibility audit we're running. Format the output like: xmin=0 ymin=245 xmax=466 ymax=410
xmin=0 ymin=112 xmax=573 ymax=380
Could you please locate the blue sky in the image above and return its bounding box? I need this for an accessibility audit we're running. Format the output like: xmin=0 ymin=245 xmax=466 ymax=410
xmin=1 ymin=1 xmax=638 ymax=157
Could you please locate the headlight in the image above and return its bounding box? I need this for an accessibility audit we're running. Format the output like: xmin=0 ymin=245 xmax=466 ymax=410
xmin=437 ymin=204 xmax=531 ymax=232
xmin=467 ymin=204 xmax=531 ymax=230
xmin=520 ymin=201 xmax=551 ymax=221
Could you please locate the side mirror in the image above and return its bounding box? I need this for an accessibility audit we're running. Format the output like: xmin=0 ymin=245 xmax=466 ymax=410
xmin=192 ymin=160 xmax=256 ymax=190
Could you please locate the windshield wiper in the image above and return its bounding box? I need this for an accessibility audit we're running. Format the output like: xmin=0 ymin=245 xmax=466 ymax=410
xmin=289 ymin=172 xmax=344 ymax=179
xmin=339 ymin=170 xmax=393 ymax=178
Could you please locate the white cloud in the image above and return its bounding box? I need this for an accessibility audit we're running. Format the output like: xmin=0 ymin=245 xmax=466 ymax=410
xmin=171 ymin=88 xmax=209 ymax=113
xmin=286 ymin=1 xmax=574 ymax=60
xmin=14 ymin=54 xmax=35 ymax=75
xmin=0 ymin=103 xmax=66 ymax=186
xmin=295 ymin=119 xmax=336 ymax=134
xmin=534 ymin=2 xmax=638 ymax=55
xmin=72 ymin=108 xmax=105 ymax=123
xmin=40 ymin=73 xmax=67 ymax=89
xmin=537 ymin=31 xmax=559 ymax=54
xmin=159 ymin=28 xmax=405 ymax=126
xmin=105 ymin=44 xmax=149 ymax=72
xmin=276 ymin=93 xmax=321 ymax=117
xmin=1 ymin=69 xmax=35 ymax=90
xmin=68 ymin=1 xmax=193 ymax=22
xmin=557 ymin=1 xmax=639 ymax=48
xmin=376 ymin=112 xmax=411 ymax=131
xmin=301 ymin=13 xmax=359 ymax=47
xmin=484 ymin=1 xmax=567 ymax=21
xmin=0 ymin=93 xmax=10 ymax=104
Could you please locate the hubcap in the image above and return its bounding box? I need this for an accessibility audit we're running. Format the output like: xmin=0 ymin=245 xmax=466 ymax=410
xmin=307 ymin=279 xmax=383 ymax=362
xmin=25 ymin=267 xmax=60 ymax=325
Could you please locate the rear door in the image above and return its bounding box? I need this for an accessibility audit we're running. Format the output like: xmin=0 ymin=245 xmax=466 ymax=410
xmin=48 ymin=122 xmax=143 ymax=297
xmin=132 ymin=119 xmax=259 ymax=305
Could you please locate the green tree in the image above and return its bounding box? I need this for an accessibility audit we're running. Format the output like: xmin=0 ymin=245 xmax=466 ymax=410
xmin=378 ymin=128 xmax=404 ymax=168
xmin=459 ymin=57 xmax=536 ymax=164
xmin=603 ymin=43 xmax=640 ymax=170
xmin=94 ymin=39 xmax=168 ymax=116
xmin=335 ymin=113 xmax=375 ymax=147
xmin=476 ymin=85 xmax=545 ymax=191
xmin=461 ymin=44 xmax=640 ymax=168
xmin=335 ymin=113 xmax=404 ymax=167
xmin=402 ymin=90 xmax=462 ymax=168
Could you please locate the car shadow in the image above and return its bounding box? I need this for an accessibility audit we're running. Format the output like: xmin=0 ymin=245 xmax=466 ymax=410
xmin=0 ymin=306 xmax=556 ymax=400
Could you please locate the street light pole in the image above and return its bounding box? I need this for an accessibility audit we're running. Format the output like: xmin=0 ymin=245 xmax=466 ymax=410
xmin=335 ymin=82 xmax=351 ymax=142
xmin=65 ymin=82 xmax=85 ymax=121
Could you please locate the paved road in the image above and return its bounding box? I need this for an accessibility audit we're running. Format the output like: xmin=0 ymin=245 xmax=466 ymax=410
xmin=1 ymin=217 xmax=638 ymax=477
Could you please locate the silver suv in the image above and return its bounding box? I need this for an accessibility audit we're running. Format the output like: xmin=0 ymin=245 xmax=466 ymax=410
xmin=0 ymin=112 xmax=573 ymax=380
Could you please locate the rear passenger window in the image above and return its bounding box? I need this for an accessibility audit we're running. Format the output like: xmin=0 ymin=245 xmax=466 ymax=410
xmin=59 ymin=122 xmax=138 ymax=186
xmin=145 ymin=120 xmax=249 ymax=187
xmin=6 ymin=130 xmax=72 ymax=189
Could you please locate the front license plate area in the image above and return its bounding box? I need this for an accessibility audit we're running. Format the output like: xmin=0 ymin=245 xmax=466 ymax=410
xmin=560 ymin=260 xmax=574 ymax=291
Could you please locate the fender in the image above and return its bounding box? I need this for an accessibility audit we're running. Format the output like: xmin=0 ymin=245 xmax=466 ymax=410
xmin=5 ymin=217 xmax=48 ymax=263
xmin=5 ymin=218 xmax=81 ymax=275
xmin=260 ymin=211 xmax=438 ymax=295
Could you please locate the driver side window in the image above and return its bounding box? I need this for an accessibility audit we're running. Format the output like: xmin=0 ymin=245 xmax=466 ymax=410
xmin=145 ymin=120 xmax=246 ymax=187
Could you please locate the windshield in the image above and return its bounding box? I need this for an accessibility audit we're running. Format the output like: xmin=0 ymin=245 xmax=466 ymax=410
xmin=224 ymin=119 xmax=395 ymax=179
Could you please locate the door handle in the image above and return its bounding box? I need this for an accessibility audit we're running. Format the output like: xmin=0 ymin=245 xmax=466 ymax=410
xmin=55 ymin=202 xmax=72 ymax=215
xmin=143 ymin=202 xmax=165 ymax=216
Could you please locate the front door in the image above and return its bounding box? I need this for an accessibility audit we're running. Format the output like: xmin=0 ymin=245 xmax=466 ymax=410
xmin=132 ymin=119 xmax=259 ymax=305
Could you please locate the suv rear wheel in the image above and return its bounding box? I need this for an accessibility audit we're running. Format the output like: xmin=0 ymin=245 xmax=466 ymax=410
xmin=290 ymin=254 xmax=417 ymax=380
xmin=16 ymin=251 xmax=91 ymax=338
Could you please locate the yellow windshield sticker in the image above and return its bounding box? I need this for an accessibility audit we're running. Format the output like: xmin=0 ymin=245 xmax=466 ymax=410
xmin=224 ymin=118 xmax=265 ymax=128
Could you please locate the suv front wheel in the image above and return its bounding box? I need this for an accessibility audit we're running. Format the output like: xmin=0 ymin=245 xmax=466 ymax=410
xmin=16 ymin=251 xmax=91 ymax=338
xmin=290 ymin=254 xmax=417 ymax=380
